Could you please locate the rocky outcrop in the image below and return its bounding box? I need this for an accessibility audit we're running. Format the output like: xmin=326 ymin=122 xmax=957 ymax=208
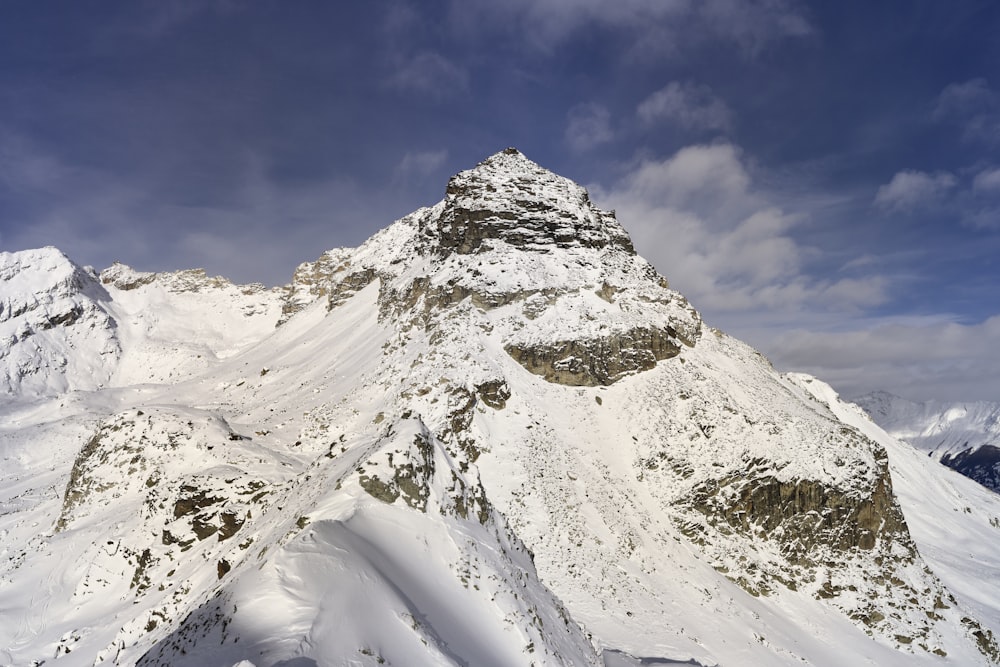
xmin=100 ymin=262 xmax=157 ymax=290
xmin=354 ymin=415 xmax=492 ymax=524
xmin=326 ymin=268 xmax=377 ymax=311
xmin=100 ymin=263 xmax=266 ymax=296
xmin=671 ymin=427 xmax=964 ymax=651
xmin=419 ymin=148 xmax=635 ymax=256
xmin=278 ymin=248 xmax=362 ymax=322
xmin=686 ymin=450 xmax=909 ymax=563
xmin=506 ymin=326 xmax=685 ymax=386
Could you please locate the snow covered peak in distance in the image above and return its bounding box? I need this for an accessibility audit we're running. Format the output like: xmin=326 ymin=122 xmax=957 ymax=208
xmin=0 ymin=246 xmax=120 ymax=394
xmin=0 ymin=249 xmax=283 ymax=398
xmin=3 ymin=150 xmax=1000 ymax=666
xmin=855 ymin=390 xmax=1000 ymax=493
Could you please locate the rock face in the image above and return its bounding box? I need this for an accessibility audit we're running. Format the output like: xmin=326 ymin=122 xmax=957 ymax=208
xmin=505 ymin=325 xmax=685 ymax=386
xmin=3 ymin=150 xmax=1000 ymax=666
xmin=277 ymin=247 xmax=356 ymax=322
xmin=423 ymin=147 xmax=635 ymax=256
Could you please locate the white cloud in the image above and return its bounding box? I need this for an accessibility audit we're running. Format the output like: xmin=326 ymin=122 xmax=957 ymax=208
xmin=697 ymin=0 xmax=812 ymax=56
xmin=386 ymin=52 xmax=469 ymax=99
xmin=395 ymin=150 xmax=448 ymax=179
xmin=592 ymin=143 xmax=888 ymax=316
xmin=933 ymin=78 xmax=1000 ymax=143
xmin=873 ymin=170 xmax=956 ymax=212
xmin=768 ymin=315 xmax=1000 ymax=402
xmin=565 ymin=103 xmax=613 ymax=152
xmin=637 ymin=81 xmax=733 ymax=132
xmin=973 ymin=167 xmax=1000 ymax=193
xmin=616 ymin=143 xmax=751 ymax=212
xmin=933 ymin=78 xmax=996 ymax=119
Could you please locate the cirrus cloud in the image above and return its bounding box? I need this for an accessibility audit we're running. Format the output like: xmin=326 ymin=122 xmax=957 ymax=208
xmin=565 ymin=103 xmax=614 ymax=152
xmin=386 ymin=51 xmax=469 ymax=99
xmin=447 ymin=0 xmax=812 ymax=59
xmin=637 ymin=81 xmax=733 ymax=132
xmin=873 ymin=170 xmax=956 ymax=212
xmin=933 ymin=78 xmax=1000 ymax=144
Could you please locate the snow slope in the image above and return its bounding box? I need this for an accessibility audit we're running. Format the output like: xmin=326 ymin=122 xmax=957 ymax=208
xmin=2 ymin=149 xmax=1000 ymax=666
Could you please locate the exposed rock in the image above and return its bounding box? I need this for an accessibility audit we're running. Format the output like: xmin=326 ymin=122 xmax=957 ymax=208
xmin=419 ymin=148 xmax=635 ymax=256
xmin=99 ymin=262 xmax=157 ymax=290
xmin=476 ymin=379 xmax=511 ymax=410
xmin=505 ymin=326 xmax=684 ymax=386
xmin=359 ymin=430 xmax=435 ymax=512
xmin=687 ymin=454 xmax=908 ymax=562
xmin=101 ymin=263 xmax=264 ymax=295
xmin=278 ymin=248 xmax=353 ymax=322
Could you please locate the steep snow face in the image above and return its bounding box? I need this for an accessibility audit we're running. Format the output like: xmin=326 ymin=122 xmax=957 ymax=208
xmin=3 ymin=149 xmax=1000 ymax=667
xmin=856 ymin=391 xmax=1000 ymax=492
xmin=468 ymin=331 xmax=993 ymax=665
xmin=0 ymin=247 xmax=120 ymax=394
xmin=1 ymin=281 xmax=599 ymax=667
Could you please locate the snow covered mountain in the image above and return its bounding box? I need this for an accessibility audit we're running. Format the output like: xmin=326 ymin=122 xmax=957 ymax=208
xmin=0 ymin=249 xmax=283 ymax=395
xmin=3 ymin=149 xmax=1000 ymax=666
xmin=855 ymin=391 xmax=1000 ymax=493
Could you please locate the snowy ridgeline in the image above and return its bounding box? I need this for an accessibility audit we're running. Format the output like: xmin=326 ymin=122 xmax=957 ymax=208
xmin=3 ymin=150 xmax=1000 ymax=667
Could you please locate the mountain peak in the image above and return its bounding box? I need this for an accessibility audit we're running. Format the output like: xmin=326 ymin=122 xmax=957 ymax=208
xmin=425 ymin=149 xmax=634 ymax=255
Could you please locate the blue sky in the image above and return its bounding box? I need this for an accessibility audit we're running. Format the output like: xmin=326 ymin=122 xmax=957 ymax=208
xmin=2 ymin=1 xmax=999 ymax=402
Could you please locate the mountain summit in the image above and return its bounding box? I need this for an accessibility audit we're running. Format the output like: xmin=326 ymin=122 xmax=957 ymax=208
xmin=3 ymin=151 xmax=1000 ymax=666
xmin=428 ymin=147 xmax=635 ymax=255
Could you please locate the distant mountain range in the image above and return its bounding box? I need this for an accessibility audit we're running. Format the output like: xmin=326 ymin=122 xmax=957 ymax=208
xmin=3 ymin=149 xmax=1000 ymax=666
xmin=855 ymin=391 xmax=1000 ymax=493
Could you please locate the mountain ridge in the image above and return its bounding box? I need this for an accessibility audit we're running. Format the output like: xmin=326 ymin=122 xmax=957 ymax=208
xmin=2 ymin=149 xmax=1000 ymax=666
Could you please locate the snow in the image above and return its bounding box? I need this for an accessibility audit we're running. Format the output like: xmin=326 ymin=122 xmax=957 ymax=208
xmin=2 ymin=150 xmax=1000 ymax=666
xmin=855 ymin=390 xmax=1000 ymax=459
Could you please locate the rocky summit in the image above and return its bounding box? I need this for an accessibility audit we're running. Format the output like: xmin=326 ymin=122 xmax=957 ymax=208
xmin=3 ymin=150 xmax=1000 ymax=666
